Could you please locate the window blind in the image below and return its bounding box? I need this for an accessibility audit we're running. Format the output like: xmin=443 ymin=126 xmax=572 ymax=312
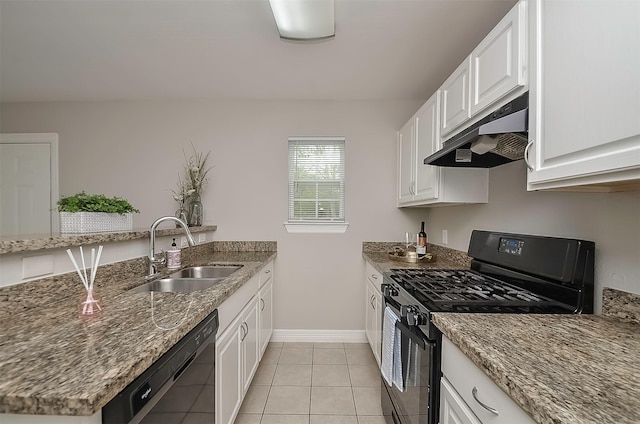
xmin=288 ymin=137 xmax=345 ymax=223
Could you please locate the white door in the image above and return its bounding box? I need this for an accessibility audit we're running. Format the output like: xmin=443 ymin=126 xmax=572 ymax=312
xmin=0 ymin=134 xmax=59 ymax=236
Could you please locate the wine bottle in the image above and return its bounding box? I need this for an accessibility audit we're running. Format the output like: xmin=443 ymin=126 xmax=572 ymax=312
xmin=417 ymin=221 xmax=427 ymax=256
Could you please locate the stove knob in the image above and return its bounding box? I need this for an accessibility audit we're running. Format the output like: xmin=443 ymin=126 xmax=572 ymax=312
xmin=383 ymin=284 xmax=398 ymax=297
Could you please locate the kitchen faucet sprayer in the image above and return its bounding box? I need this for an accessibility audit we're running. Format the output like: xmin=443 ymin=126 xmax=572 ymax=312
xmin=147 ymin=216 xmax=196 ymax=278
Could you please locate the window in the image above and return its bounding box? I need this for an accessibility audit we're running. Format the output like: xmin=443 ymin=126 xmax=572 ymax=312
xmin=285 ymin=137 xmax=348 ymax=233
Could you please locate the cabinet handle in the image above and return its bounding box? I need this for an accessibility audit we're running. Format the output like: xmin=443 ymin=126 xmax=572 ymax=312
xmin=241 ymin=322 xmax=248 ymax=341
xmin=265 ymin=269 xmax=271 ymax=274
xmin=472 ymin=387 xmax=499 ymax=415
xmin=370 ymin=294 xmax=375 ymax=308
xmin=524 ymin=139 xmax=534 ymax=171
xmin=371 ymin=274 xmax=378 ymax=280
xmin=260 ymin=298 xmax=265 ymax=311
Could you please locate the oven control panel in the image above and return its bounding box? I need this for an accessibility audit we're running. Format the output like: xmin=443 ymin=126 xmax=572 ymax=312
xmin=499 ymin=237 xmax=524 ymax=255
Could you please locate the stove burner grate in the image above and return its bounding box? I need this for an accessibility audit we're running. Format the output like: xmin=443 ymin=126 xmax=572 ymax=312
xmin=389 ymin=268 xmax=569 ymax=310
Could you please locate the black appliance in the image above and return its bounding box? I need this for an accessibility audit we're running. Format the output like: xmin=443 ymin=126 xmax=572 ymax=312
xmin=424 ymin=93 xmax=528 ymax=168
xmin=103 ymin=310 xmax=219 ymax=424
xmin=380 ymin=230 xmax=594 ymax=424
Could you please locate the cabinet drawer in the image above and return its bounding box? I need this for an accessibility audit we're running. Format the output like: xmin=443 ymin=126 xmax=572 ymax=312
xmin=218 ymin=274 xmax=259 ymax=335
xmin=259 ymin=261 xmax=273 ymax=288
xmin=365 ymin=261 xmax=382 ymax=292
xmin=441 ymin=337 xmax=535 ymax=424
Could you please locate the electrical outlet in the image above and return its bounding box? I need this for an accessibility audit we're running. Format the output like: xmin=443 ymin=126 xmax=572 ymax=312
xmin=180 ymin=237 xmax=188 ymax=247
xmin=198 ymin=234 xmax=206 ymax=243
xmin=442 ymin=229 xmax=448 ymax=245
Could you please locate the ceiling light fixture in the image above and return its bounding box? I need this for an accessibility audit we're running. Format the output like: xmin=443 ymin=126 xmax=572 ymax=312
xmin=268 ymin=0 xmax=335 ymax=41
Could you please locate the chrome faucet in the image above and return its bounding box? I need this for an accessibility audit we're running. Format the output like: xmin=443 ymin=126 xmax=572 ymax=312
xmin=147 ymin=216 xmax=196 ymax=278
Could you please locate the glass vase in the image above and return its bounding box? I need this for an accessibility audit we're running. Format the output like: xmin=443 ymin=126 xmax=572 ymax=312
xmin=175 ymin=206 xmax=188 ymax=227
xmin=188 ymin=194 xmax=203 ymax=227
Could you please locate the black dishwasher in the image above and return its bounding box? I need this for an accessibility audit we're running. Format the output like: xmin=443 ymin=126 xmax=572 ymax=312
xmin=103 ymin=309 xmax=218 ymax=424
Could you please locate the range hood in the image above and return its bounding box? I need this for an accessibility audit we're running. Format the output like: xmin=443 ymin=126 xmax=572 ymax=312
xmin=424 ymin=92 xmax=529 ymax=168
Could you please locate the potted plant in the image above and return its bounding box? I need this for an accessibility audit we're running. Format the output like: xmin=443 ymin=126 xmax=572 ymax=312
xmin=57 ymin=191 xmax=140 ymax=233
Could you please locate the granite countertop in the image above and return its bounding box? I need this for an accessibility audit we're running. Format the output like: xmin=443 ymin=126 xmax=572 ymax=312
xmin=0 ymin=248 xmax=275 ymax=416
xmin=362 ymin=242 xmax=471 ymax=274
xmin=0 ymin=225 xmax=217 ymax=255
xmin=433 ymin=313 xmax=640 ymax=424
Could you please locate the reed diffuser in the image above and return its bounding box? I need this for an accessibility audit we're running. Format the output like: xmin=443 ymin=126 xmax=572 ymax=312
xmin=66 ymin=246 xmax=104 ymax=316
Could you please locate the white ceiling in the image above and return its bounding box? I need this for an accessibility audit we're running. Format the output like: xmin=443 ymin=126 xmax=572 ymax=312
xmin=0 ymin=0 xmax=517 ymax=103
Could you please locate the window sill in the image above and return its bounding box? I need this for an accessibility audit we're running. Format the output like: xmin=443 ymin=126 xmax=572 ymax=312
xmin=284 ymin=222 xmax=349 ymax=234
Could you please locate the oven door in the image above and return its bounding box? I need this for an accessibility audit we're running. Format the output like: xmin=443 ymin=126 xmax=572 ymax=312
xmin=382 ymin=295 xmax=437 ymax=424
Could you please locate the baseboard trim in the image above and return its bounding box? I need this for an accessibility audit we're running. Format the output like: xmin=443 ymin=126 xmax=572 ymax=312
xmin=271 ymin=329 xmax=367 ymax=343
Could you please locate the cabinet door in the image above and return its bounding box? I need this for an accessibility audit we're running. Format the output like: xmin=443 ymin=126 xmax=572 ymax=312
xmin=365 ymin=281 xmax=377 ymax=362
xmin=441 ymin=57 xmax=472 ymax=138
xmin=241 ymin=298 xmax=260 ymax=395
xmin=527 ymin=0 xmax=640 ymax=190
xmin=470 ymin=1 xmax=526 ymax=116
xmin=440 ymin=378 xmax=482 ymax=424
xmin=258 ymin=278 xmax=273 ymax=357
xmin=372 ymin=288 xmax=382 ymax=367
xmin=216 ymin=316 xmax=243 ymax=424
xmin=398 ymin=119 xmax=416 ymax=205
xmin=414 ymin=91 xmax=441 ymax=202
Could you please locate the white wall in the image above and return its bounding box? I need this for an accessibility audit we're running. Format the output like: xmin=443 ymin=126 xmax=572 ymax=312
xmin=3 ymin=100 xmax=637 ymax=326
xmin=0 ymin=100 xmax=426 ymax=331
xmin=422 ymin=160 xmax=640 ymax=312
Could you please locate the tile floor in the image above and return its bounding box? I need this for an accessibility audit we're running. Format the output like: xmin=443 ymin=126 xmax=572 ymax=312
xmin=234 ymin=342 xmax=386 ymax=424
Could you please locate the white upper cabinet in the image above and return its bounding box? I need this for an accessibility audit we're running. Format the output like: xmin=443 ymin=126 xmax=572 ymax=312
xmin=440 ymin=58 xmax=472 ymax=138
xmin=440 ymin=1 xmax=528 ymax=141
xmin=414 ymin=92 xmax=441 ymax=202
xmin=398 ymin=119 xmax=416 ymax=204
xmin=398 ymin=92 xmax=441 ymax=206
xmin=527 ymin=0 xmax=640 ymax=191
xmin=398 ymin=91 xmax=489 ymax=207
xmin=470 ymin=1 xmax=527 ymax=116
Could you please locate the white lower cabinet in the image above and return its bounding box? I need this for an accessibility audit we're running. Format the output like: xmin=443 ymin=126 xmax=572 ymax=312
xmin=215 ymin=260 xmax=274 ymax=424
xmin=440 ymin=378 xmax=482 ymax=424
xmin=440 ymin=336 xmax=535 ymax=424
xmin=216 ymin=312 xmax=243 ymax=424
xmin=258 ymin=273 xmax=274 ymax=357
xmin=216 ymin=296 xmax=259 ymax=424
xmin=241 ymin=297 xmax=260 ymax=394
xmin=364 ymin=261 xmax=382 ymax=367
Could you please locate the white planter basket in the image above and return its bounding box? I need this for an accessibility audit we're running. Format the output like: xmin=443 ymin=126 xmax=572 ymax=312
xmin=60 ymin=212 xmax=133 ymax=234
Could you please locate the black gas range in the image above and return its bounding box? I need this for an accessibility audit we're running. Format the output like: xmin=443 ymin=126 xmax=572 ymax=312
xmin=380 ymin=230 xmax=595 ymax=424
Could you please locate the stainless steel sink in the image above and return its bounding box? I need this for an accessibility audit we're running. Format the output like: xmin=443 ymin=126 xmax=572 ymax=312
xmin=130 ymin=278 xmax=226 ymax=294
xmin=169 ymin=265 xmax=242 ymax=279
xmin=129 ymin=265 xmax=242 ymax=293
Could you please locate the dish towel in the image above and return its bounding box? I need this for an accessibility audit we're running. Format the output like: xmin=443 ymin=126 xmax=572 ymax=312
xmin=381 ymin=306 xmax=398 ymax=386
xmin=392 ymin=327 xmax=404 ymax=392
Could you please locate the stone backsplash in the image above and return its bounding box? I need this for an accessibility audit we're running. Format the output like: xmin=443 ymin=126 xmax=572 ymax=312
xmin=602 ymin=287 xmax=640 ymax=324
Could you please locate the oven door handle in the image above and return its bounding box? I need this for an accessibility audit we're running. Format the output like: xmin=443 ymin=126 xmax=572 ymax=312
xmin=395 ymin=320 xmax=435 ymax=349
